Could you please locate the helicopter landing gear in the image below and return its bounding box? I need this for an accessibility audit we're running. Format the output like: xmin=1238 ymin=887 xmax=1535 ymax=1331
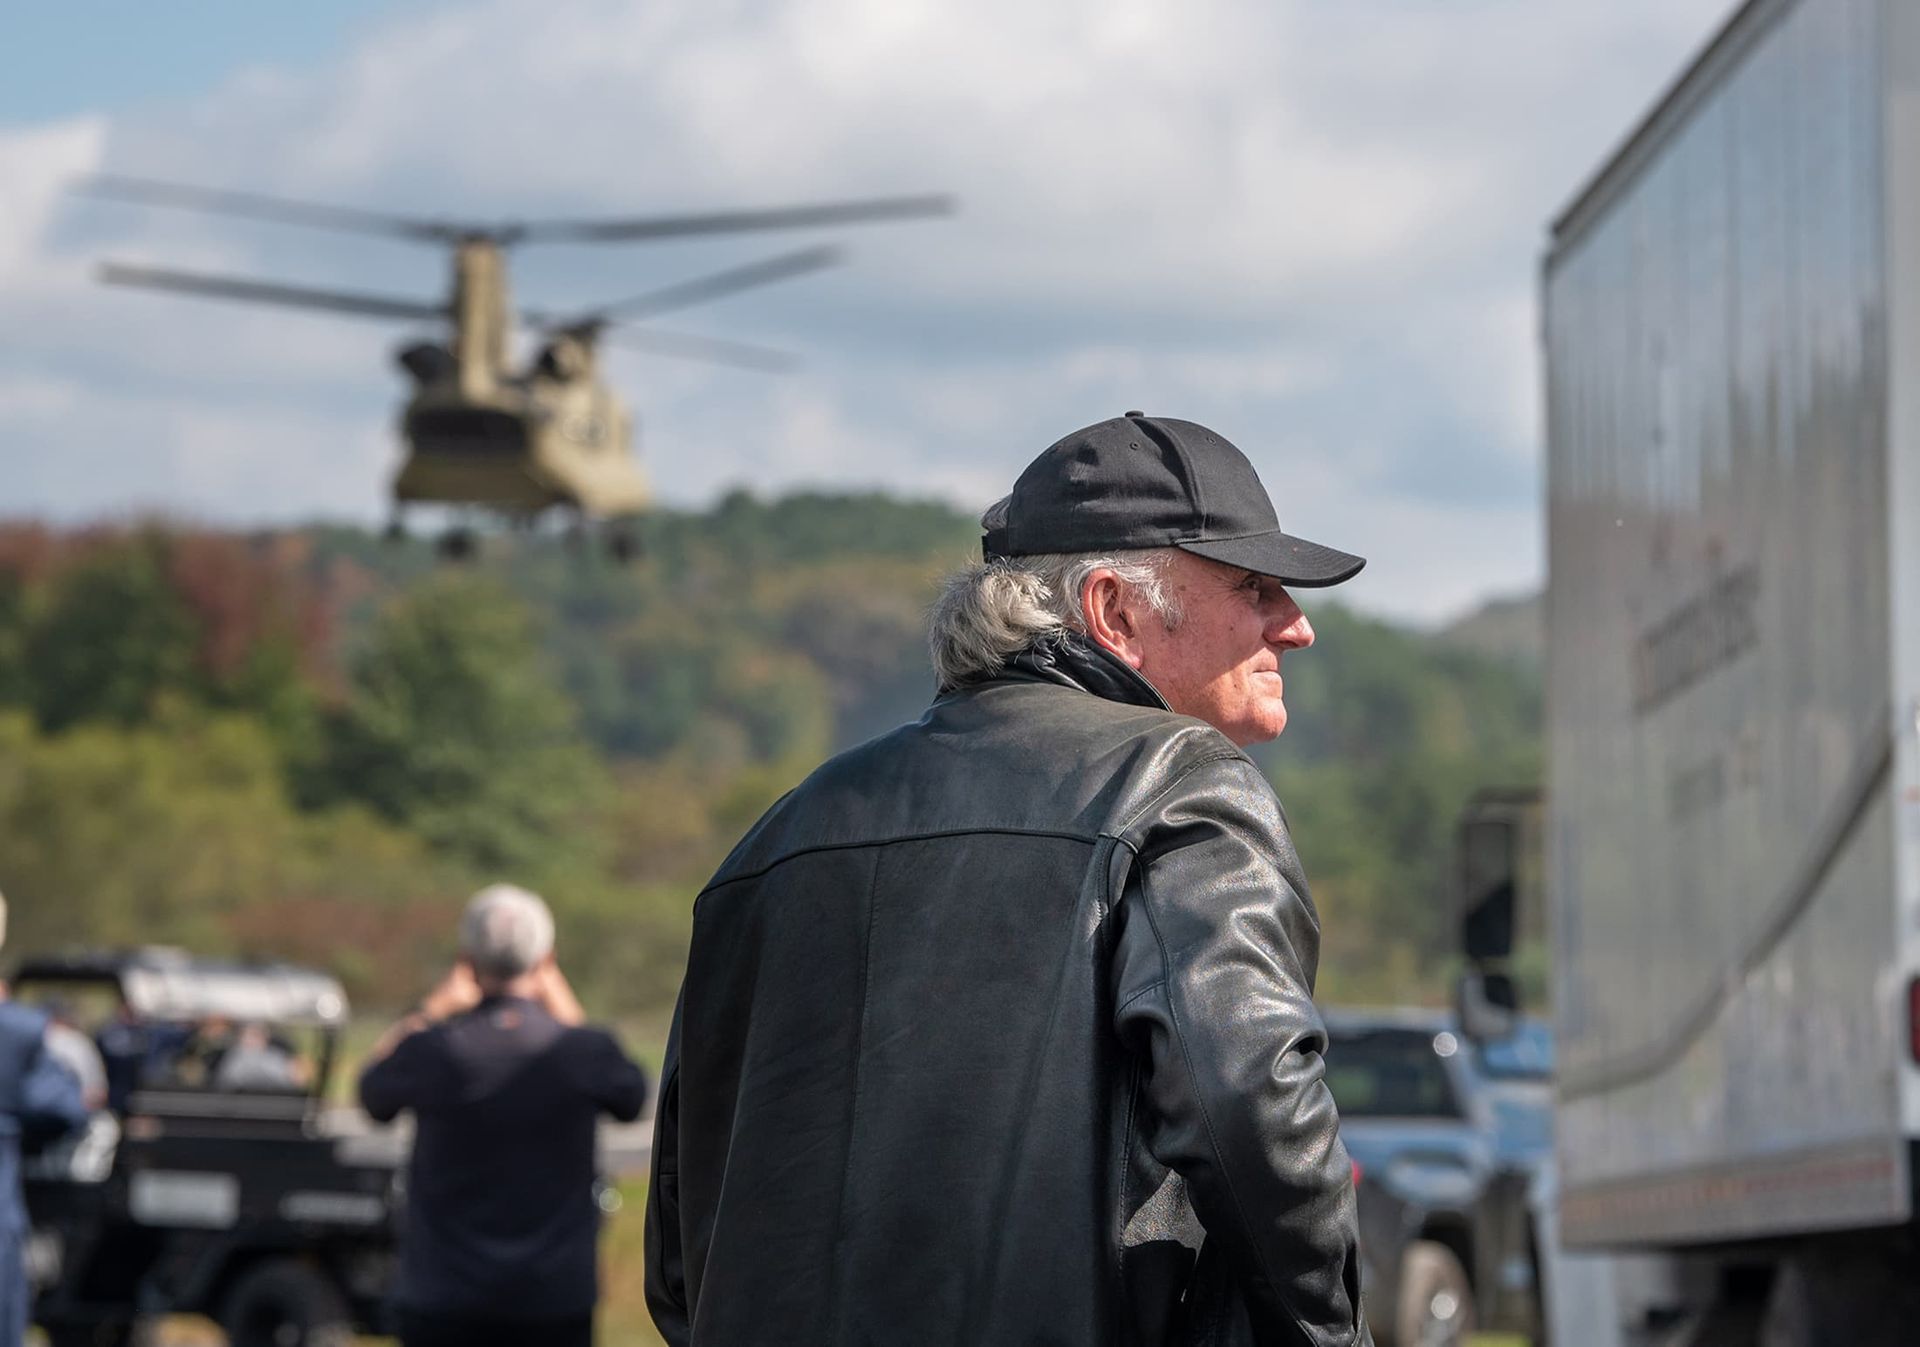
xmin=605 ymin=523 xmax=641 ymax=564
xmin=437 ymin=527 xmax=477 ymax=562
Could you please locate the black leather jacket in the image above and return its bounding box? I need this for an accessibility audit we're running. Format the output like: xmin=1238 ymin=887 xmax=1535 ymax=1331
xmin=646 ymin=635 xmax=1369 ymax=1346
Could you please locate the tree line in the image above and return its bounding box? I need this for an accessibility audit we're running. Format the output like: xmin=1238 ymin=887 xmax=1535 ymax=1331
xmin=0 ymin=495 xmax=1539 ymax=1019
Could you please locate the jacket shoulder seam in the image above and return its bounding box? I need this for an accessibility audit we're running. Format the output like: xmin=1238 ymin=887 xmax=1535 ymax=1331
xmin=1110 ymin=748 xmax=1249 ymax=837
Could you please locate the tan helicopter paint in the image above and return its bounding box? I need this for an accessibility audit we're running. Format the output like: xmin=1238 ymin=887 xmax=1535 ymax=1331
xmin=397 ymin=241 xmax=647 ymax=518
xmin=452 ymin=239 xmax=508 ymax=399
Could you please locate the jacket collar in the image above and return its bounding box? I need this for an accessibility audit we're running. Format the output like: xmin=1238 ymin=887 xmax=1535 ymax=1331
xmin=995 ymin=633 xmax=1171 ymax=712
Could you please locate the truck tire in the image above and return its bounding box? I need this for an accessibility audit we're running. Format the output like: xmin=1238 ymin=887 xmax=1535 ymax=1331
xmin=218 ymin=1258 xmax=353 ymax=1347
xmin=1396 ymin=1240 xmax=1475 ymax=1347
xmin=1761 ymin=1241 xmax=1920 ymax=1347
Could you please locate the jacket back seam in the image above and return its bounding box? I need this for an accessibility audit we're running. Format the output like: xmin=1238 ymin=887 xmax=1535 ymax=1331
xmin=823 ymin=848 xmax=883 ymax=1342
xmin=959 ymin=833 xmax=1125 ymax=1342
xmin=702 ymin=826 xmax=1102 ymax=892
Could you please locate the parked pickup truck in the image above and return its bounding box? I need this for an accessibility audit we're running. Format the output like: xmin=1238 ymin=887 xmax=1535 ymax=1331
xmin=1326 ymin=1008 xmax=1551 ymax=1347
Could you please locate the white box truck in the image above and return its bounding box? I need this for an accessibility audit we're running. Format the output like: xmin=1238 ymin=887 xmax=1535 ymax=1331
xmin=1467 ymin=0 xmax=1920 ymax=1337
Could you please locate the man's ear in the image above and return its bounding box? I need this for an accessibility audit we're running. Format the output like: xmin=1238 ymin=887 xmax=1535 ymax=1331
xmin=1080 ymin=570 xmax=1146 ymax=668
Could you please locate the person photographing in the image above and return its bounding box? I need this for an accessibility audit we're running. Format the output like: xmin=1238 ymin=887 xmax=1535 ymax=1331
xmin=361 ymin=884 xmax=648 ymax=1347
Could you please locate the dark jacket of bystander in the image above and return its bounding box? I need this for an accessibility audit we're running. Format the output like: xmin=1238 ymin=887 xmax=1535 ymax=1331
xmin=645 ymin=634 xmax=1368 ymax=1347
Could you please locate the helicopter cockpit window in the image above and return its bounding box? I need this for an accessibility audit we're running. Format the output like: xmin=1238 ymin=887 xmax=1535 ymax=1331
xmin=536 ymin=338 xmax=590 ymax=383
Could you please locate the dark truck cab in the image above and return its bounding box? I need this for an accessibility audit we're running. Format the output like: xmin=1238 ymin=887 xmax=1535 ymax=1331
xmin=1328 ymin=1007 xmax=1551 ymax=1347
xmin=13 ymin=948 xmax=401 ymax=1347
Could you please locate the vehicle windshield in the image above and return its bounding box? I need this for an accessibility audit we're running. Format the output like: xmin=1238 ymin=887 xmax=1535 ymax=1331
xmin=1475 ymin=1019 xmax=1554 ymax=1081
xmin=1323 ymin=1027 xmax=1463 ymax=1119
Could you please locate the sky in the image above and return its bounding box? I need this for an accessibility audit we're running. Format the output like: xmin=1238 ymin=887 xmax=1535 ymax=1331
xmin=0 ymin=0 xmax=1734 ymax=623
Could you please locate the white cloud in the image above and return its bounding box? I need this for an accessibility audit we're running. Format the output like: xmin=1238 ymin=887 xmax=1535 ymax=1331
xmin=0 ymin=116 xmax=106 ymax=281
xmin=0 ymin=375 xmax=83 ymax=422
xmin=0 ymin=0 xmax=1734 ymax=618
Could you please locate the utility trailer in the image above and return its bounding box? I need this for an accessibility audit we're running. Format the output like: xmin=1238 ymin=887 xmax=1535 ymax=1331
xmin=1474 ymin=0 xmax=1920 ymax=1338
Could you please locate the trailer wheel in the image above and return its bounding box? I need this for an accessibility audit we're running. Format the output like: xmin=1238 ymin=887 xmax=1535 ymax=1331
xmin=1762 ymin=1244 xmax=1920 ymax=1347
xmin=1397 ymin=1240 xmax=1475 ymax=1347
xmin=218 ymin=1258 xmax=352 ymax=1347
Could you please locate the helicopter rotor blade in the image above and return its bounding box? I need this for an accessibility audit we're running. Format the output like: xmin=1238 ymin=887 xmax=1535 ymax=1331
xmin=100 ymin=262 xmax=449 ymax=323
xmin=596 ymin=327 xmax=799 ymax=373
xmin=76 ymin=175 xmax=465 ymax=243
xmin=514 ymin=193 xmax=955 ymax=244
xmin=532 ymin=244 xmax=845 ymax=330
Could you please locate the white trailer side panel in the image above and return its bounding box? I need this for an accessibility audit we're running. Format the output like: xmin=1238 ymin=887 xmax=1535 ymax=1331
xmin=1882 ymin=1 xmax=1920 ymax=1152
xmin=1543 ymin=0 xmax=1908 ymax=1246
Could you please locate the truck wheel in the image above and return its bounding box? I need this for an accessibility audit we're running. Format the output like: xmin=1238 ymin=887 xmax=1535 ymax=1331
xmin=1762 ymin=1245 xmax=1920 ymax=1347
xmin=218 ymin=1259 xmax=353 ymax=1347
xmin=1396 ymin=1240 xmax=1475 ymax=1347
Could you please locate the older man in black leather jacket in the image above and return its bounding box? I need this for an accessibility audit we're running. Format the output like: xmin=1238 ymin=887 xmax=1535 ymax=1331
xmin=647 ymin=413 xmax=1373 ymax=1346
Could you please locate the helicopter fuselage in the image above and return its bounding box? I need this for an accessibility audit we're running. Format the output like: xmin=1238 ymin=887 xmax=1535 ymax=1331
xmin=389 ymin=239 xmax=646 ymax=519
xmin=395 ymin=370 xmax=642 ymax=519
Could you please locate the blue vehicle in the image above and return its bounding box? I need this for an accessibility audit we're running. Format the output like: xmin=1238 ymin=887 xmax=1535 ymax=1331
xmin=1325 ymin=1008 xmax=1552 ymax=1347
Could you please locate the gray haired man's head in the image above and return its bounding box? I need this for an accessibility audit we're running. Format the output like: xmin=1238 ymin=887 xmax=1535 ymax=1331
xmin=459 ymin=884 xmax=555 ymax=984
xmin=928 ymin=413 xmax=1365 ymax=689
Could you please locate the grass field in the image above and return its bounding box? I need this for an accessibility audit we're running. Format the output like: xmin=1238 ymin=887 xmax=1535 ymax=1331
xmin=123 ymin=1177 xmax=1530 ymax=1346
xmin=591 ymin=1178 xmax=1531 ymax=1347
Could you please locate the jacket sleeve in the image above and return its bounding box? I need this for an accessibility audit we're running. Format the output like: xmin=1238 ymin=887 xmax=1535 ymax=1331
xmin=357 ymin=1030 xmax=433 ymax=1124
xmin=1111 ymin=754 xmax=1367 ymax=1347
xmin=21 ymin=1028 xmax=88 ymax=1145
xmin=644 ymin=998 xmax=690 ymax=1347
xmin=576 ymin=1028 xmax=650 ymax=1122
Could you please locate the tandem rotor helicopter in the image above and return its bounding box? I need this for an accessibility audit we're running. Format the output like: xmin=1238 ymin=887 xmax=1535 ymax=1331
xmin=79 ymin=174 xmax=953 ymax=558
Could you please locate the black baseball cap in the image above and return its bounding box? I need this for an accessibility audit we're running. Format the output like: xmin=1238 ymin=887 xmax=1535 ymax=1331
xmin=982 ymin=412 xmax=1365 ymax=587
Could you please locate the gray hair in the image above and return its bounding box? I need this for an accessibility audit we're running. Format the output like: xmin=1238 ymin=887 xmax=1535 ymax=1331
xmin=927 ymin=498 xmax=1183 ymax=689
xmin=459 ymin=883 xmax=555 ymax=983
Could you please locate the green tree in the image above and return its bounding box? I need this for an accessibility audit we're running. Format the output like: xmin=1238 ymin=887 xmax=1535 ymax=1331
xmin=0 ymin=571 xmax=29 ymax=711
xmin=1257 ymin=602 xmax=1541 ymax=996
xmin=0 ymin=707 xmax=310 ymax=953
xmin=0 ymin=708 xmax=476 ymax=1007
xmin=317 ymin=575 xmax=605 ymax=875
xmin=24 ymin=532 xmax=198 ymax=731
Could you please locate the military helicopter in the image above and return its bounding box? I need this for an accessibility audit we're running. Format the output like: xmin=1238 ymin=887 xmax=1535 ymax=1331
xmin=79 ymin=175 xmax=952 ymax=557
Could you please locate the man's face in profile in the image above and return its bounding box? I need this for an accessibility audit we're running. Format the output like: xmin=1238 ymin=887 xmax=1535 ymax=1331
xmin=1130 ymin=551 xmax=1316 ymax=746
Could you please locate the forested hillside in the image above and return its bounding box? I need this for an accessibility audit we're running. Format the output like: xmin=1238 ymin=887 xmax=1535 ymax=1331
xmin=0 ymin=496 xmax=1538 ymax=1016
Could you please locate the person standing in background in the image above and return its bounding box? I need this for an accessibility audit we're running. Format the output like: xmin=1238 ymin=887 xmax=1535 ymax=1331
xmin=0 ymin=892 xmax=87 ymax=1347
xmin=39 ymin=1003 xmax=105 ymax=1114
xmin=360 ymin=884 xmax=649 ymax=1347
